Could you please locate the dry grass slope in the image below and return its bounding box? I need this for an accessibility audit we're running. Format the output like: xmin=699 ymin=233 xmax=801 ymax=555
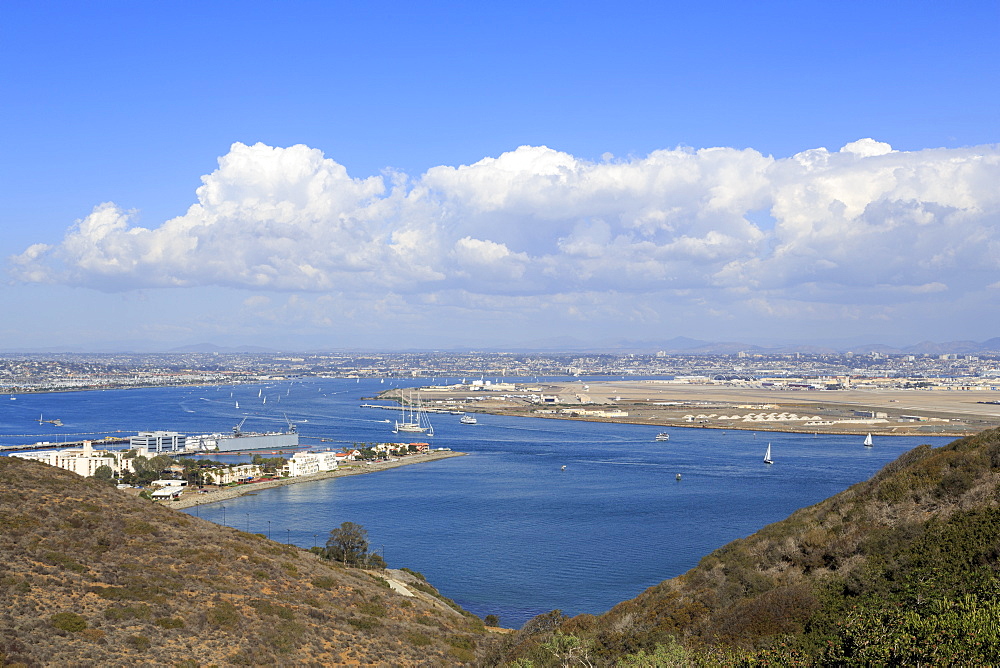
xmin=491 ymin=428 xmax=1000 ymax=665
xmin=0 ymin=456 xmax=488 ymax=667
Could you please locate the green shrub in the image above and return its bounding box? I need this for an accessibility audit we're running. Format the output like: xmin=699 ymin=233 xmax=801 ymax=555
xmin=50 ymin=612 xmax=87 ymax=632
xmin=124 ymin=520 xmax=155 ymax=535
xmin=127 ymin=635 xmax=151 ymax=651
xmin=311 ymin=576 xmax=337 ymax=589
xmin=400 ymin=567 xmax=426 ymax=580
xmin=406 ymin=632 xmax=433 ymax=647
xmin=104 ymin=604 xmax=151 ymax=621
xmin=43 ymin=551 xmax=86 ymax=573
xmin=155 ymin=616 xmax=185 ymax=629
xmin=250 ymin=599 xmax=295 ymax=620
xmin=358 ymin=600 xmax=387 ymax=617
xmin=207 ymin=601 xmax=240 ymax=628
xmin=347 ymin=616 xmax=381 ymax=631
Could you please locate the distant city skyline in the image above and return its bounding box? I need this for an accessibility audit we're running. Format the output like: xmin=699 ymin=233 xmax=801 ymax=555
xmin=2 ymin=2 xmax=998 ymax=352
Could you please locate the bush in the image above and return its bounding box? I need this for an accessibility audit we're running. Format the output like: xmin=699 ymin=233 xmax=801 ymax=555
xmin=347 ymin=616 xmax=381 ymax=631
xmin=207 ymin=601 xmax=240 ymax=628
xmin=104 ymin=604 xmax=151 ymax=621
xmin=406 ymin=632 xmax=433 ymax=647
xmin=311 ymin=576 xmax=337 ymax=590
xmin=400 ymin=567 xmax=426 ymax=581
xmin=50 ymin=612 xmax=87 ymax=632
xmin=357 ymin=600 xmax=387 ymax=617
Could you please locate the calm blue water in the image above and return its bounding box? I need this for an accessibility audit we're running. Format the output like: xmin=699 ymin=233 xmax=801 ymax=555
xmin=1 ymin=379 xmax=952 ymax=628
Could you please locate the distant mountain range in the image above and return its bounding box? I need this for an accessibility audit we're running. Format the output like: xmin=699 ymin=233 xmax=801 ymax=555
xmin=492 ymin=336 xmax=1000 ymax=355
xmin=4 ymin=336 xmax=1000 ymax=355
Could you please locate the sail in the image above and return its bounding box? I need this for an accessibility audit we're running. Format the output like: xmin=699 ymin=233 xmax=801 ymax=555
xmin=864 ymin=433 xmax=873 ymax=446
xmin=764 ymin=444 xmax=773 ymax=463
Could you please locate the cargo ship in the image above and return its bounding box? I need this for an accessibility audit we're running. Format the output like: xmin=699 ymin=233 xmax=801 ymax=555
xmin=188 ymin=417 xmax=300 ymax=453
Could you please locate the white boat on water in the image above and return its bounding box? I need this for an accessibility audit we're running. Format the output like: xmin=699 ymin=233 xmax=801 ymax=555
xmin=460 ymin=415 xmax=478 ymax=425
xmin=764 ymin=443 xmax=773 ymax=465
xmin=655 ymin=433 xmax=670 ymax=441
xmin=864 ymin=433 xmax=873 ymax=447
xmin=394 ymin=391 xmax=434 ymax=436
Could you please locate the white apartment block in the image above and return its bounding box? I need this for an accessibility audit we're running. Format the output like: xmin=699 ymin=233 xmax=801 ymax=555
xmin=283 ymin=451 xmax=339 ymax=477
xmin=11 ymin=441 xmax=127 ymax=477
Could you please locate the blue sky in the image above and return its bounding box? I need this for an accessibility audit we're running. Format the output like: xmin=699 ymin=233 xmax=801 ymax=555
xmin=2 ymin=1 xmax=998 ymax=351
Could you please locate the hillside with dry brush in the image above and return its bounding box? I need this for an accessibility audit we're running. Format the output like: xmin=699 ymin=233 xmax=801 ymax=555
xmin=0 ymin=456 xmax=489 ymax=666
xmin=491 ymin=428 xmax=1000 ymax=665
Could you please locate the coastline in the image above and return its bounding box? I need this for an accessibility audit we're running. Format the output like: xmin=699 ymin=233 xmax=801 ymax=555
xmin=168 ymin=450 xmax=466 ymax=509
xmin=487 ymin=412 xmax=972 ymax=438
xmin=381 ymin=380 xmax=998 ymax=439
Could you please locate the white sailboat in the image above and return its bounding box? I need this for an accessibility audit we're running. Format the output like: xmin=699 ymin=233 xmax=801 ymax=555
xmin=863 ymin=433 xmax=873 ymax=447
xmin=763 ymin=443 xmax=773 ymax=465
xmin=394 ymin=392 xmax=434 ymax=436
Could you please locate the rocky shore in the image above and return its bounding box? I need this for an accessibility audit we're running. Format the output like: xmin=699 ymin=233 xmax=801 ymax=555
xmin=169 ymin=450 xmax=466 ymax=509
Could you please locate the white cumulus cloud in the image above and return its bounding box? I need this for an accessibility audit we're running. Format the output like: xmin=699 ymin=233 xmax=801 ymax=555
xmin=8 ymin=139 xmax=1000 ymax=334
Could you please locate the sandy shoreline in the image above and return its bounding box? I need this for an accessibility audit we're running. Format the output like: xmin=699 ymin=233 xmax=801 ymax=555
xmin=168 ymin=450 xmax=466 ymax=509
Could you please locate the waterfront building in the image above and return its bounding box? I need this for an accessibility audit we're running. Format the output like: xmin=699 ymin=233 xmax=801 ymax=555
xmin=130 ymin=430 xmax=187 ymax=454
xmin=11 ymin=441 xmax=127 ymax=477
xmin=283 ymin=451 xmax=339 ymax=477
xmin=208 ymin=464 xmax=264 ymax=485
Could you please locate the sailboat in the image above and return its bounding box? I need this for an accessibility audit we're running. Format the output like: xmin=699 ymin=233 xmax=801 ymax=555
xmin=863 ymin=433 xmax=873 ymax=447
xmin=235 ymin=400 xmax=239 ymax=409
xmin=394 ymin=392 xmax=434 ymax=436
xmin=763 ymin=443 xmax=773 ymax=465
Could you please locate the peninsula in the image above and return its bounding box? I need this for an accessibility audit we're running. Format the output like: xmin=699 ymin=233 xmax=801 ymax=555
xmin=169 ymin=449 xmax=465 ymax=509
xmin=379 ymin=379 xmax=1000 ymax=438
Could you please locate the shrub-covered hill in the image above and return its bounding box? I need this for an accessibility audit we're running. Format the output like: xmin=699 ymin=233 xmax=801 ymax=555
xmin=0 ymin=456 xmax=488 ymax=666
xmin=491 ymin=428 xmax=1000 ymax=666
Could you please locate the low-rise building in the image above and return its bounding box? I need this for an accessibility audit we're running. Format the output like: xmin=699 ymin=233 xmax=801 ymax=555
xmin=11 ymin=441 xmax=126 ymax=477
xmin=210 ymin=464 xmax=265 ymax=485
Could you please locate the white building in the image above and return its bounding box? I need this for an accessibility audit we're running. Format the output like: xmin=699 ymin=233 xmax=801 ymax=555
xmin=130 ymin=431 xmax=187 ymax=454
xmin=11 ymin=441 xmax=126 ymax=478
xmin=283 ymin=451 xmax=339 ymax=477
xmin=209 ymin=464 xmax=264 ymax=485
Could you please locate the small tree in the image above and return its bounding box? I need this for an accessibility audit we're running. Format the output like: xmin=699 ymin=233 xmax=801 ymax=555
xmin=93 ymin=465 xmax=116 ymax=485
xmin=367 ymin=551 xmax=387 ymax=570
xmin=325 ymin=521 xmax=370 ymax=566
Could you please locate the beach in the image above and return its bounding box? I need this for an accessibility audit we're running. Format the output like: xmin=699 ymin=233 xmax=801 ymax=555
xmin=168 ymin=450 xmax=466 ymax=509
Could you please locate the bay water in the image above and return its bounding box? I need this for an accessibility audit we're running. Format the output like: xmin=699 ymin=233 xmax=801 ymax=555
xmin=1 ymin=378 xmax=951 ymax=628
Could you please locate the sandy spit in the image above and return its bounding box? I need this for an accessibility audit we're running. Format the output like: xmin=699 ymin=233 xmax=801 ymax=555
xmin=168 ymin=450 xmax=466 ymax=509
